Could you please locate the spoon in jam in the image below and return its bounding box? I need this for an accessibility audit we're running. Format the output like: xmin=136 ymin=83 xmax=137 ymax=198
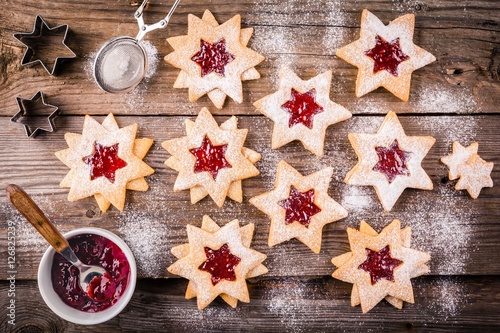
xmin=6 ymin=184 xmax=113 ymax=302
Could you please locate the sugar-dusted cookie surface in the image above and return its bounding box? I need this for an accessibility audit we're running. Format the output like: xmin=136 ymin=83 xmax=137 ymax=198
xmin=254 ymin=66 xmax=351 ymax=156
xmin=344 ymin=111 xmax=435 ymax=211
xmin=162 ymin=108 xmax=259 ymax=207
xmin=336 ymin=9 xmax=435 ymax=101
xmin=250 ymin=161 xmax=348 ymax=253
xmin=332 ymin=219 xmax=430 ymax=313
xmin=168 ymin=216 xmax=267 ymax=310
xmin=164 ymin=10 xmax=264 ymax=108
xmin=55 ymin=114 xmax=154 ymax=211
xmin=441 ymin=141 xmax=494 ymax=199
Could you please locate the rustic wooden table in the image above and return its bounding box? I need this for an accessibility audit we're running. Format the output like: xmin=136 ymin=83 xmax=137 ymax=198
xmin=1 ymin=0 xmax=499 ymax=331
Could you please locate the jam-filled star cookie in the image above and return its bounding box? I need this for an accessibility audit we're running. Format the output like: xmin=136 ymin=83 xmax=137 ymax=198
xmin=164 ymin=10 xmax=264 ymax=108
xmin=250 ymin=161 xmax=348 ymax=253
xmin=55 ymin=114 xmax=154 ymax=211
xmin=336 ymin=9 xmax=436 ymax=101
xmin=168 ymin=216 xmax=267 ymax=310
xmin=162 ymin=108 xmax=260 ymax=207
xmin=344 ymin=111 xmax=435 ymax=211
xmin=168 ymin=10 xmax=261 ymax=109
xmin=253 ymin=66 xmax=351 ymax=156
xmin=332 ymin=219 xmax=430 ymax=313
xmin=441 ymin=141 xmax=494 ymax=199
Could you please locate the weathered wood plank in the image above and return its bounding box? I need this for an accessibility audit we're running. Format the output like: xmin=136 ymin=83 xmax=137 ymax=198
xmin=1 ymin=276 xmax=500 ymax=332
xmin=0 ymin=0 xmax=498 ymax=116
xmin=1 ymin=114 xmax=498 ymax=279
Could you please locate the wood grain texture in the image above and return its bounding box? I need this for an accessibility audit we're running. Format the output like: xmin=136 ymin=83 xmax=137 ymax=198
xmin=0 ymin=114 xmax=499 ymax=279
xmin=1 ymin=276 xmax=500 ymax=332
xmin=0 ymin=0 xmax=498 ymax=116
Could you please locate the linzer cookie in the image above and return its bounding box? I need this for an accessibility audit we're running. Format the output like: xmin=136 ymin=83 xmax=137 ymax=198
xmin=344 ymin=111 xmax=435 ymax=211
xmin=332 ymin=219 xmax=430 ymax=313
xmin=336 ymin=9 xmax=436 ymax=101
xmin=441 ymin=141 xmax=494 ymax=199
xmin=168 ymin=216 xmax=267 ymax=310
xmin=164 ymin=10 xmax=264 ymax=109
xmin=162 ymin=108 xmax=260 ymax=207
xmin=253 ymin=66 xmax=351 ymax=156
xmin=55 ymin=114 xmax=154 ymax=211
xmin=250 ymin=161 xmax=348 ymax=253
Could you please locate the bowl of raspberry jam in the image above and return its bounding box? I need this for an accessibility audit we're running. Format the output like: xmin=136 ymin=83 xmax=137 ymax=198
xmin=38 ymin=227 xmax=136 ymax=325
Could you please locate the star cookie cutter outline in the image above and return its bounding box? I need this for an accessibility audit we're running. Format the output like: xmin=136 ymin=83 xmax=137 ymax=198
xmin=13 ymin=15 xmax=76 ymax=75
xmin=11 ymin=91 xmax=61 ymax=138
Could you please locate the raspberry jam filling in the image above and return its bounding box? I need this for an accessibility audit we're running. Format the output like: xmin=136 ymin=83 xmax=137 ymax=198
xmin=191 ymin=39 xmax=235 ymax=77
xmin=190 ymin=136 xmax=232 ymax=180
xmin=198 ymin=243 xmax=241 ymax=286
xmin=82 ymin=141 xmax=127 ymax=183
xmin=365 ymin=35 xmax=410 ymax=76
xmin=51 ymin=234 xmax=130 ymax=313
xmin=278 ymin=186 xmax=321 ymax=227
xmin=281 ymin=88 xmax=324 ymax=129
xmin=358 ymin=245 xmax=403 ymax=285
xmin=373 ymin=139 xmax=411 ymax=183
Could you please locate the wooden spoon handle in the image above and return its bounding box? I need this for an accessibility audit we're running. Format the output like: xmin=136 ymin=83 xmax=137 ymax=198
xmin=6 ymin=184 xmax=69 ymax=252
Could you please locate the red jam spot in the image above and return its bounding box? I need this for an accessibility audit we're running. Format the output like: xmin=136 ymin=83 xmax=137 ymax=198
xmin=87 ymin=272 xmax=116 ymax=303
xmin=278 ymin=186 xmax=321 ymax=227
xmin=281 ymin=88 xmax=325 ymax=129
xmin=365 ymin=35 xmax=410 ymax=76
xmin=198 ymin=243 xmax=241 ymax=286
xmin=358 ymin=245 xmax=403 ymax=285
xmin=191 ymin=39 xmax=235 ymax=77
xmin=189 ymin=136 xmax=232 ymax=180
xmin=51 ymin=234 xmax=130 ymax=313
xmin=82 ymin=141 xmax=127 ymax=183
xmin=373 ymin=140 xmax=411 ymax=183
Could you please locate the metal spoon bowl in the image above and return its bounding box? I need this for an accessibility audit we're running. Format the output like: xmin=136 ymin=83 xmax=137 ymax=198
xmin=6 ymin=184 xmax=109 ymax=299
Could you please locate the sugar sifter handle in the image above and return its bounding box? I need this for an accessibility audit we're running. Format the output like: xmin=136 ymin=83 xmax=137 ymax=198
xmin=6 ymin=184 xmax=69 ymax=252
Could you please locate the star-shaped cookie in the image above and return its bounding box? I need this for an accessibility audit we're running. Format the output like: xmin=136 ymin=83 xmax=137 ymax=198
xmin=332 ymin=219 xmax=430 ymax=313
xmin=336 ymin=9 xmax=436 ymax=101
xmin=55 ymin=114 xmax=154 ymax=211
xmin=169 ymin=10 xmax=261 ymax=109
xmin=253 ymin=66 xmax=352 ymax=156
xmin=164 ymin=10 xmax=264 ymax=108
xmin=168 ymin=216 xmax=267 ymax=310
xmin=441 ymin=142 xmax=494 ymax=199
xmin=162 ymin=108 xmax=260 ymax=207
xmin=344 ymin=111 xmax=435 ymax=211
xmin=250 ymin=161 xmax=348 ymax=253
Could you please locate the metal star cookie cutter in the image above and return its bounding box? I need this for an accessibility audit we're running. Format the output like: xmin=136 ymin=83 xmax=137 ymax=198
xmin=11 ymin=91 xmax=61 ymax=138
xmin=13 ymin=15 xmax=76 ymax=75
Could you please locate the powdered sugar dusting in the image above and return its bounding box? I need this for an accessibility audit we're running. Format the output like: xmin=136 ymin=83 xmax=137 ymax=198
xmin=322 ymin=0 xmax=349 ymax=55
xmin=117 ymin=174 xmax=181 ymax=277
xmin=265 ymin=279 xmax=316 ymax=332
xmin=404 ymin=185 xmax=476 ymax=274
xmin=422 ymin=277 xmax=468 ymax=320
xmin=415 ymin=85 xmax=477 ymax=114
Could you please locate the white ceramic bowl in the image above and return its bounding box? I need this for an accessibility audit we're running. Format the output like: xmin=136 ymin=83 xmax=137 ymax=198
xmin=38 ymin=227 xmax=137 ymax=325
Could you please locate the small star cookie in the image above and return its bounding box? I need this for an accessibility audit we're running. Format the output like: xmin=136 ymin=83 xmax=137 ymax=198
xmin=344 ymin=111 xmax=435 ymax=211
xmin=162 ymin=108 xmax=260 ymax=207
xmin=164 ymin=10 xmax=264 ymax=108
xmin=336 ymin=9 xmax=436 ymax=101
xmin=441 ymin=142 xmax=494 ymax=199
xmin=168 ymin=216 xmax=267 ymax=310
xmin=168 ymin=10 xmax=261 ymax=109
xmin=332 ymin=219 xmax=430 ymax=313
xmin=250 ymin=161 xmax=348 ymax=253
xmin=253 ymin=66 xmax=352 ymax=156
xmin=55 ymin=114 xmax=154 ymax=211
